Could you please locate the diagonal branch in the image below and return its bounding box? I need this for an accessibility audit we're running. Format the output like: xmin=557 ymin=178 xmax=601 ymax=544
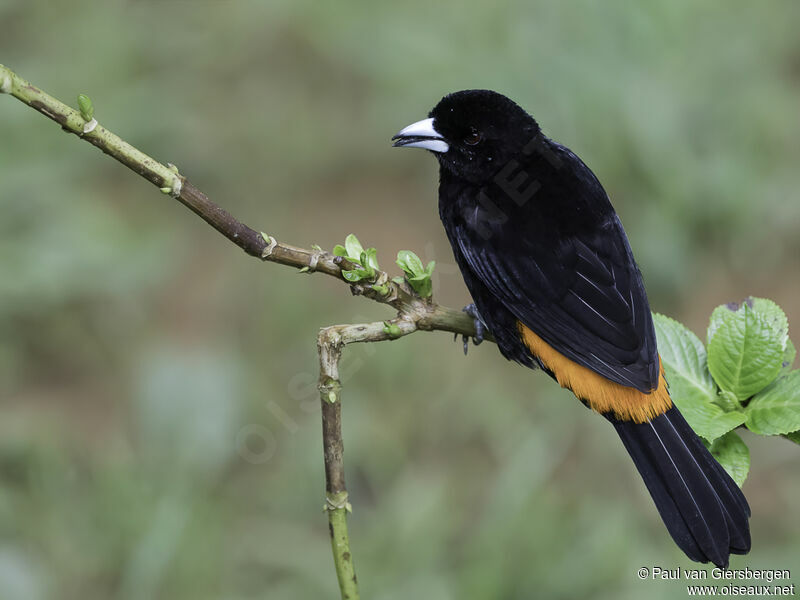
xmin=0 ymin=65 xmax=489 ymax=600
xmin=0 ymin=64 xmax=485 ymax=340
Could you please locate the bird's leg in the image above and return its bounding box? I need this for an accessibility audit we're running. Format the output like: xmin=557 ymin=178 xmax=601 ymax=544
xmin=455 ymin=303 xmax=486 ymax=355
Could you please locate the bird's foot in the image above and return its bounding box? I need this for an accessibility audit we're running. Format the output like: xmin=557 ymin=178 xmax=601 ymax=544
xmin=454 ymin=303 xmax=486 ymax=355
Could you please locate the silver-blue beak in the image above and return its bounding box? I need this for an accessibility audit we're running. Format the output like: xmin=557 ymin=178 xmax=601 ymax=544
xmin=391 ymin=117 xmax=449 ymax=153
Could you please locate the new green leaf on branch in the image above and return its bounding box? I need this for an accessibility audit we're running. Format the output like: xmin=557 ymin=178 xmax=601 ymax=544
xmin=396 ymin=250 xmax=435 ymax=298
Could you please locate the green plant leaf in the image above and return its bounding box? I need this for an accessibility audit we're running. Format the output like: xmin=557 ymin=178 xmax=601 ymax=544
xmin=707 ymin=302 xmax=738 ymax=343
xmin=708 ymin=296 xmax=791 ymax=380
xmin=341 ymin=270 xmax=363 ymax=282
xmin=344 ymin=234 xmax=363 ymax=260
xmin=749 ymin=297 xmax=789 ymax=339
xmin=407 ymin=274 xmax=432 ymax=298
xmin=707 ymin=304 xmax=784 ymax=401
xmin=714 ymin=389 xmax=741 ymax=412
xmin=744 ymin=371 xmax=800 ymax=435
xmin=396 ymin=250 xmax=424 ymax=276
xmin=364 ymin=247 xmax=380 ymax=270
xmin=333 ymin=244 xmax=348 ymax=257
xmin=653 ymin=313 xmax=744 ymax=442
xmin=781 ymin=338 xmax=796 ymax=376
xmin=708 ymin=431 xmax=750 ymax=486
xmin=654 ymin=313 xmax=716 ymax=402
xmin=707 ymin=296 xmax=789 ymax=343
xmin=395 ymin=250 xmax=433 ymax=296
xmin=682 ymin=403 xmax=746 ymax=443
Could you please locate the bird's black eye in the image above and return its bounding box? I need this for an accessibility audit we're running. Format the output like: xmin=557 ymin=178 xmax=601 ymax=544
xmin=464 ymin=129 xmax=482 ymax=146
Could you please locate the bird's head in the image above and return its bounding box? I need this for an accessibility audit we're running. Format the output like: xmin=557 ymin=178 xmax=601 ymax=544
xmin=392 ymin=89 xmax=540 ymax=184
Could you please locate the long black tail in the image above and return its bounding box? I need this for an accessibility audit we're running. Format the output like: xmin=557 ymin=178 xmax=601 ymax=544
xmin=610 ymin=406 xmax=751 ymax=567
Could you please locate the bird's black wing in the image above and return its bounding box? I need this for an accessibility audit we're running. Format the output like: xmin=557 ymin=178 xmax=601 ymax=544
xmin=453 ymin=213 xmax=659 ymax=392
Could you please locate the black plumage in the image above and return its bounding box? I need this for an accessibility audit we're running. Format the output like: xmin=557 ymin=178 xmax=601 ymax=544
xmin=392 ymin=89 xmax=751 ymax=566
xmin=612 ymin=407 xmax=751 ymax=566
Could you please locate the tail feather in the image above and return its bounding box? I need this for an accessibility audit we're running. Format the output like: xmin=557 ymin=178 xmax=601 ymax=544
xmin=610 ymin=406 xmax=751 ymax=567
xmin=660 ymin=411 xmax=751 ymax=554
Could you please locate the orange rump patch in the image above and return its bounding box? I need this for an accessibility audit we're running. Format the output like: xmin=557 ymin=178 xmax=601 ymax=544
xmin=518 ymin=323 xmax=672 ymax=423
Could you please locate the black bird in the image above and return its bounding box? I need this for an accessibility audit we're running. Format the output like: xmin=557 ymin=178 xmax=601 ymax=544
xmin=392 ymin=89 xmax=750 ymax=567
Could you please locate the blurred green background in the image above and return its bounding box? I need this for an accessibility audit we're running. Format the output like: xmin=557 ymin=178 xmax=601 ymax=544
xmin=1 ymin=1 xmax=799 ymax=598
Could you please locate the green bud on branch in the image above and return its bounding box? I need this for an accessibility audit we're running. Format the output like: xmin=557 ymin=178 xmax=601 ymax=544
xmin=396 ymin=250 xmax=435 ymax=298
xmin=383 ymin=321 xmax=403 ymax=339
xmin=77 ymin=93 xmax=94 ymax=121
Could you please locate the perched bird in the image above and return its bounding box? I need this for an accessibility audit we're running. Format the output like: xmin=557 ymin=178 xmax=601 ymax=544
xmin=392 ymin=90 xmax=750 ymax=567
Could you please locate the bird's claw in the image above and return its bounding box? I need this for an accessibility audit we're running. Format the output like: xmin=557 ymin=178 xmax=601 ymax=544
xmin=456 ymin=303 xmax=486 ymax=355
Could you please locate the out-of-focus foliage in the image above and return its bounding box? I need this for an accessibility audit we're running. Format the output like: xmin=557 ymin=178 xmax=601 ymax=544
xmin=1 ymin=1 xmax=799 ymax=598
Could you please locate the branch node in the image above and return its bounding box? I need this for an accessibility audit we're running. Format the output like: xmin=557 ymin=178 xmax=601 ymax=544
xmin=0 ymin=73 xmax=11 ymax=94
xmin=325 ymin=491 xmax=352 ymax=512
xmin=169 ymin=175 xmax=183 ymax=198
xmin=260 ymin=232 xmax=278 ymax=258
xmin=308 ymin=248 xmax=322 ymax=272
xmin=318 ymin=373 xmax=343 ymax=403
xmin=82 ymin=118 xmax=98 ymax=134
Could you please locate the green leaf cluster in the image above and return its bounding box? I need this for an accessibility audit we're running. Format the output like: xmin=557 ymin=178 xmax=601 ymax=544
xmin=395 ymin=250 xmax=435 ymax=298
xmin=331 ymin=234 xmax=437 ymax=299
xmin=653 ymin=297 xmax=798 ymax=486
xmin=333 ymin=234 xmax=380 ymax=283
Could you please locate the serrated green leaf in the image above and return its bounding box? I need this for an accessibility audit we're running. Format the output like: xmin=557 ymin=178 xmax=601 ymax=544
xmin=708 ymin=297 xmax=789 ymax=349
xmin=396 ymin=250 xmax=424 ymax=276
xmin=707 ymin=304 xmax=784 ymax=401
xmin=344 ymin=234 xmax=364 ymax=260
xmin=708 ymin=303 xmax=738 ymax=343
xmin=744 ymin=371 xmax=800 ymax=435
xmin=709 ymin=431 xmax=750 ymax=486
xmin=682 ymin=403 xmax=746 ymax=443
xmin=653 ymin=313 xmax=744 ymax=442
xmin=714 ymin=389 xmax=741 ymax=412
xmin=333 ymin=245 xmax=348 ymax=257
xmin=749 ymin=297 xmax=789 ymax=344
xmin=653 ymin=313 xmax=715 ymax=402
xmin=781 ymin=338 xmax=796 ymax=376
